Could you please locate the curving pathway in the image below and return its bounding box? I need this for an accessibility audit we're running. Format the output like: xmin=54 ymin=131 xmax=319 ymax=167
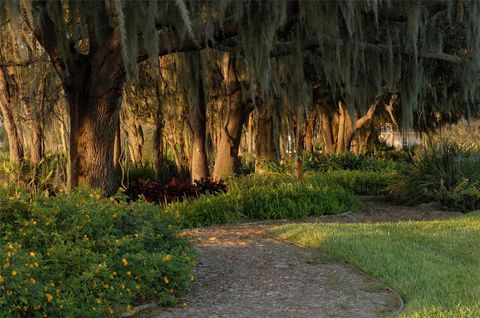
xmin=139 ymin=198 xmax=459 ymax=318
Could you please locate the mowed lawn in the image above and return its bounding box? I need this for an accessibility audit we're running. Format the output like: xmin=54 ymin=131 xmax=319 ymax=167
xmin=271 ymin=212 xmax=480 ymax=318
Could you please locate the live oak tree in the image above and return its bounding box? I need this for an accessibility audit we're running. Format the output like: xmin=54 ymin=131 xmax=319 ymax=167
xmin=1 ymin=0 xmax=480 ymax=193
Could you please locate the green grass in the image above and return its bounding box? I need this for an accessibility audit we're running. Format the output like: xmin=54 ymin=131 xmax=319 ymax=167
xmin=321 ymin=170 xmax=396 ymax=195
xmin=271 ymin=212 xmax=480 ymax=317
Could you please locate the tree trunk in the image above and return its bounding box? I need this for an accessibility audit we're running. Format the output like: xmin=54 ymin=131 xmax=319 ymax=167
xmin=319 ymin=106 xmax=335 ymax=154
xmin=153 ymin=86 xmax=165 ymax=182
xmin=247 ymin=112 xmax=255 ymax=154
xmin=65 ymin=44 xmax=124 ymax=195
xmin=30 ymin=121 xmax=43 ymax=165
xmin=30 ymin=75 xmax=48 ymax=165
xmin=304 ymin=109 xmax=317 ymax=153
xmin=188 ymin=52 xmax=209 ymax=182
xmin=255 ymin=105 xmax=279 ymax=172
xmin=123 ymin=107 xmax=144 ymax=165
xmin=33 ymin=9 xmax=124 ymax=195
xmin=213 ymin=53 xmax=251 ymax=179
xmin=335 ymin=102 xmax=347 ymax=154
xmin=113 ymin=117 xmax=122 ymax=180
xmin=0 ymin=67 xmax=24 ymax=164
xmin=67 ymin=92 xmax=121 ymax=195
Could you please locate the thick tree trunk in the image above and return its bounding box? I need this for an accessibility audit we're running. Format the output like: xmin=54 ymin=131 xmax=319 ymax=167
xmin=188 ymin=52 xmax=209 ymax=182
xmin=319 ymin=107 xmax=335 ymax=154
xmin=65 ymin=42 xmax=125 ymax=195
xmin=0 ymin=67 xmax=24 ymax=164
xmin=213 ymin=53 xmax=251 ymax=179
xmin=34 ymin=9 xmax=124 ymax=195
xmin=67 ymin=92 xmax=121 ymax=195
xmin=255 ymin=106 xmax=279 ymax=172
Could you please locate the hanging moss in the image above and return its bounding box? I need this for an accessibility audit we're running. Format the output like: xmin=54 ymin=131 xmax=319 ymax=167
xmin=1 ymin=0 xmax=480 ymax=130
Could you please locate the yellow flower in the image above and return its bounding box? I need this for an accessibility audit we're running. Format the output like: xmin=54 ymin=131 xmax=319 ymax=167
xmin=46 ymin=293 xmax=53 ymax=303
xmin=122 ymin=258 xmax=128 ymax=266
xmin=126 ymin=271 xmax=131 ymax=276
xmin=135 ymin=284 xmax=141 ymax=290
xmin=107 ymin=307 xmax=114 ymax=315
xmin=0 ymin=275 xmax=4 ymax=283
xmin=162 ymin=254 xmax=172 ymax=262
xmin=29 ymin=252 xmax=36 ymax=257
xmin=11 ymin=271 xmax=17 ymax=276
xmin=30 ymin=278 xmax=36 ymax=284
xmin=163 ymin=276 xmax=169 ymax=284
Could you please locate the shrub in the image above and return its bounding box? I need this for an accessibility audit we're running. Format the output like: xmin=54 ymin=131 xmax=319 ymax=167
xmin=322 ymin=170 xmax=396 ymax=195
xmin=125 ymin=160 xmax=178 ymax=184
xmin=164 ymin=173 xmax=362 ymax=228
xmin=388 ymin=142 xmax=480 ymax=211
xmin=0 ymin=189 xmax=196 ymax=317
xmin=440 ymin=180 xmax=480 ymax=212
xmin=303 ymin=152 xmax=400 ymax=172
xmin=126 ymin=177 xmax=227 ymax=204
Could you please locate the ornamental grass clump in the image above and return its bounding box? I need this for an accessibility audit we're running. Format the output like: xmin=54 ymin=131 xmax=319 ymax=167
xmin=388 ymin=142 xmax=480 ymax=211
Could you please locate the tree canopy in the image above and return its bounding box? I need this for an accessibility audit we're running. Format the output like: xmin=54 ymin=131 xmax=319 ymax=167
xmin=0 ymin=0 xmax=479 ymax=193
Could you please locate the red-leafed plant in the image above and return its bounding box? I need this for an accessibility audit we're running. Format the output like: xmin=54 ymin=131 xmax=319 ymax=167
xmin=126 ymin=177 xmax=227 ymax=204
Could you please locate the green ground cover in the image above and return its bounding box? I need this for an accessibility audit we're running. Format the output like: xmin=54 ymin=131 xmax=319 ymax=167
xmin=164 ymin=173 xmax=365 ymax=228
xmin=271 ymin=213 xmax=480 ymax=317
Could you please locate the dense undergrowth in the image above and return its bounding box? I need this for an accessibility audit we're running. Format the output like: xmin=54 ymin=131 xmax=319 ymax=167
xmin=4 ymin=145 xmax=479 ymax=316
xmin=0 ymin=189 xmax=196 ymax=317
xmin=164 ymin=173 xmax=363 ymax=228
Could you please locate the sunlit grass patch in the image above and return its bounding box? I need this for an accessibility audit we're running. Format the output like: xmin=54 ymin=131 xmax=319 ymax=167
xmin=271 ymin=212 xmax=480 ymax=317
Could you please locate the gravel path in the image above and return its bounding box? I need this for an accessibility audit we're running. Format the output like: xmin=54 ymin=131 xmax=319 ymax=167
xmin=139 ymin=198 xmax=459 ymax=318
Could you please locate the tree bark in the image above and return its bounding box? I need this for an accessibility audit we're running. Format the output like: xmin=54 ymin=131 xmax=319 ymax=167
xmin=319 ymin=106 xmax=335 ymax=154
xmin=113 ymin=117 xmax=122 ymax=180
xmin=304 ymin=109 xmax=317 ymax=154
xmin=64 ymin=39 xmax=124 ymax=195
xmin=255 ymin=105 xmax=280 ymax=172
xmin=213 ymin=53 xmax=251 ymax=179
xmin=153 ymin=82 xmax=165 ymax=182
xmin=188 ymin=52 xmax=209 ymax=182
xmin=247 ymin=112 xmax=255 ymax=154
xmin=125 ymin=113 xmax=144 ymax=165
xmin=335 ymin=102 xmax=347 ymax=154
xmin=30 ymin=75 xmax=48 ymax=165
xmin=0 ymin=67 xmax=24 ymax=164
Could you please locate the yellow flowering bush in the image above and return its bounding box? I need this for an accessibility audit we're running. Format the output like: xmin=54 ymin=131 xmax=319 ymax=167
xmin=0 ymin=188 xmax=196 ymax=317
